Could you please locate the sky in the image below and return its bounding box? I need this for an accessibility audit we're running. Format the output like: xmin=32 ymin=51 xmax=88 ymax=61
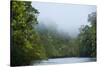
xmin=31 ymin=2 xmax=96 ymax=37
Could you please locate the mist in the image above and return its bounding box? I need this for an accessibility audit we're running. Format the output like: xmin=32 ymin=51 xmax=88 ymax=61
xmin=32 ymin=2 xmax=96 ymax=37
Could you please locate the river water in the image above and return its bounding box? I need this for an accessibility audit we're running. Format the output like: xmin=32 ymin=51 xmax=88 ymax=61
xmin=31 ymin=57 xmax=96 ymax=65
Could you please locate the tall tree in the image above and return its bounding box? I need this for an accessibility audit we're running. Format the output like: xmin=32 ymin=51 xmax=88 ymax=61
xmin=78 ymin=12 xmax=96 ymax=57
xmin=11 ymin=1 xmax=47 ymax=66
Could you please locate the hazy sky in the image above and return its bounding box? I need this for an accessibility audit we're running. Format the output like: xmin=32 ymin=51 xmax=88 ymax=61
xmin=32 ymin=2 xmax=96 ymax=37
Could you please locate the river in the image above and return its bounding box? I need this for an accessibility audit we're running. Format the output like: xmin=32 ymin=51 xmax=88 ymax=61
xmin=31 ymin=57 xmax=96 ymax=65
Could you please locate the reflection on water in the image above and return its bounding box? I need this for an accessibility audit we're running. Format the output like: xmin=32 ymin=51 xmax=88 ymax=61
xmin=31 ymin=57 xmax=96 ymax=65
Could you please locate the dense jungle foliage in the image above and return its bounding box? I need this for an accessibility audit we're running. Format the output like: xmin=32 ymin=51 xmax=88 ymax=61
xmin=11 ymin=1 xmax=96 ymax=66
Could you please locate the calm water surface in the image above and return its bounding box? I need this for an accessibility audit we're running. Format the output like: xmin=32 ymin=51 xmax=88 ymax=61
xmin=31 ymin=57 xmax=96 ymax=65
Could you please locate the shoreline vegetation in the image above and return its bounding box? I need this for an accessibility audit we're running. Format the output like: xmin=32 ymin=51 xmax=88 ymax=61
xmin=11 ymin=1 xmax=96 ymax=66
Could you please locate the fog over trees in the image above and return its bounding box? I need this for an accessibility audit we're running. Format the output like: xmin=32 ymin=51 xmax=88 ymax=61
xmin=32 ymin=2 xmax=96 ymax=37
xmin=11 ymin=1 xmax=96 ymax=66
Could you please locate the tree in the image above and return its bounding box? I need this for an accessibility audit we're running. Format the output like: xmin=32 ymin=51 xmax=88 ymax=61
xmin=11 ymin=1 xmax=47 ymax=66
xmin=78 ymin=12 xmax=96 ymax=57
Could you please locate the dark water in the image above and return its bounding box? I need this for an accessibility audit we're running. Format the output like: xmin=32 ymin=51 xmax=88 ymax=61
xmin=31 ymin=57 xmax=96 ymax=65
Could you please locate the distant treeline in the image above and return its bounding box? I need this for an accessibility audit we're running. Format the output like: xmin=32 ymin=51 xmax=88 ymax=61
xmin=11 ymin=1 xmax=96 ymax=66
